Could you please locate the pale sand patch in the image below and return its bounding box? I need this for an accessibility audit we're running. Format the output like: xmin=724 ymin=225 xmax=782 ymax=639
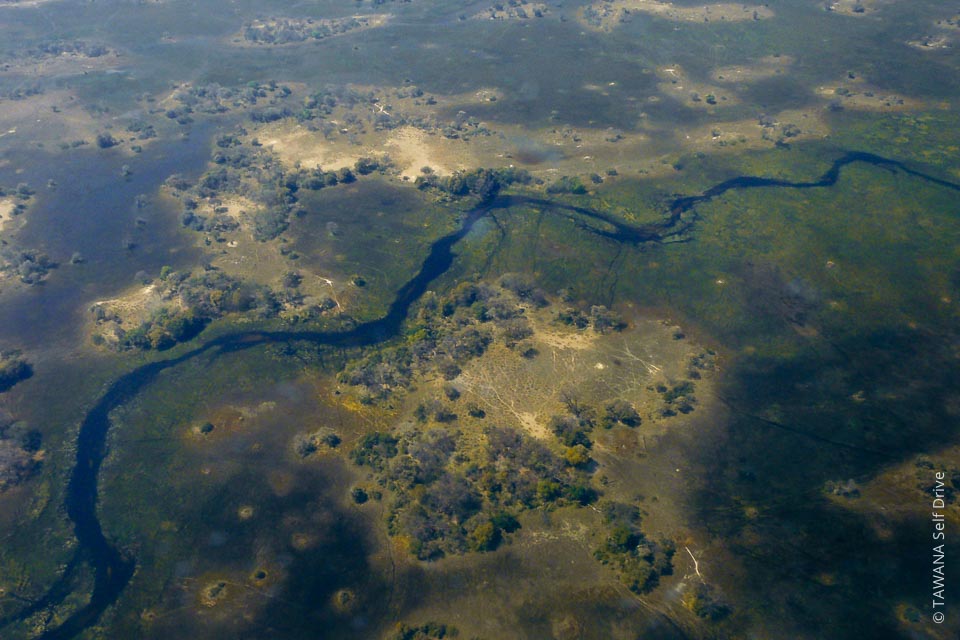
xmin=906 ymin=35 xmax=952 ymax=50
xmin=384 ymin=126 xmax=458 ymax=179
xmin=258 ymin=119 xmax=481 ymax=180
xmin=517 ymin=411 xmax=551 ymax=440
xmin=907 ymin=16 xmax=960 ymax=50
xmin=198 ymin=195 xmax=259 ymax=228
xmin=534 ymin=326 xmax=599 ymax=352
xmin=580 ymin=0 xmax=772 ymax=31
xmin=458 ymin=309 xmax=712 ymax=443
xmin=251 ymin=83 xmax=652 ymax=180
xmin=711 ymin=55 xmax=794 ymax=84
xmin=90 ymin=283 xmax=173 ymax=327
xmin=259 ymin=123 xmax=362 ymax=171
xmin=656 ymin=65 xmax=738 ymax=109
xmin=0 ymin=198 xmax=17 ymax=235
xmin=461 ymin=87 xmax=504 ymax=105
xmin=824 ymin=0 xmax=898 ymax=17
xmin=936 ymin=14 xmax=960 ymax=31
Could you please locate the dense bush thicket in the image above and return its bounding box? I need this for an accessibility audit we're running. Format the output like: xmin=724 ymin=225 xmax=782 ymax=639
xmin=352 ymin=423 xmax=593 ymax=560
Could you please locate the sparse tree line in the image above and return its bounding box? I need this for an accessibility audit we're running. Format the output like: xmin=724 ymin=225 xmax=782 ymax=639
xmin=29 ymin=39 xmax=113 ymax=59
xmin=156 ymin=80 xmax=294 ymax=126
xmin=414 ymin=166 xmax=531 ymax=201
xmin=241 ymin=16 xmax=378 ymax=45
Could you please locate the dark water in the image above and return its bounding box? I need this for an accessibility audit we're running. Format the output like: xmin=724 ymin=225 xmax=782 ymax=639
xmin=0 ymin=128 xmax=215 ymax=352
xmin=3 ymin=151 xmax=955 ymax=639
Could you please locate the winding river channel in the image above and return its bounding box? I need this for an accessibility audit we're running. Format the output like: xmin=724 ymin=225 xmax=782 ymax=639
xmin=5 ymin=151 xmax=959 ymax=639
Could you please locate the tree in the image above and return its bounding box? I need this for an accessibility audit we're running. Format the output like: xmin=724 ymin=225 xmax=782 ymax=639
xmin=590 ymin=305 xmax=625 ymax=334
xmin=546 ymin=175 xmax=587 ymax=195
xmin=472 ymin=169 xmax=500 ymax=202
xmin=564 ymin=444 xmax=592 ymax=468
xmin=549 ymin=415 xmax=591 ymax=447
xmin=351 ymin=432 xmax=399 ymax=470
xmin=354 ymin=157 xmax=379 ymax=175
xmin=682 ymin=583 xmax=731 ymax=620
xmin=0 ymin=353 xmax=32 ymax=392
xmin=96 ymin=133 xmax=117 ymax=149
xmin=603 ymin=399 xmax=641 ymax=427
xmin=469 ymin=520 xmax=500 ymax=551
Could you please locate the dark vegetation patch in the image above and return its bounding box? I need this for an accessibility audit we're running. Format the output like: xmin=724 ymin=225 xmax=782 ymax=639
xmin=241 ymin=16 xmax=383 ymax=46
xmin=340 ymin=277 xmax=551 ymax=402
xmin=593 ymin=501 xmax=676 ymax=594
xmin=90 ymin=267 xmax=286 ymax=351
xmin=293 ymin=427 xmax=342 ymax=457
xmin=157 ymin=80 xmax=293 ymax=122
xmin=0 ymin=185 xmax=57 ymax=286
xmin=681 ymin=582 xmax=731 ymax=620
xmin=115 ymin=308 xmax=208 ymax=351
xmin=0 ymin=351 xmax=33 ymax=392
xmin=0 ymin=409 xmax=42 ymax=492
xmin=351 ymin=423 xmax=593 ymax=560
xmin=0 ymin=247 xmax=57 ymax=285
xmin=389 ymin=621 xmax=461 ymax=640
xmin=415 ymin=166 xmax=532 ymax=202
xmin=27 ymin=39 xmax=113 ymax=59
xmin=555 ymin=304 xmax=625 ymax=333
xmin=342 ymin=279 xmax=675 ymax=591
